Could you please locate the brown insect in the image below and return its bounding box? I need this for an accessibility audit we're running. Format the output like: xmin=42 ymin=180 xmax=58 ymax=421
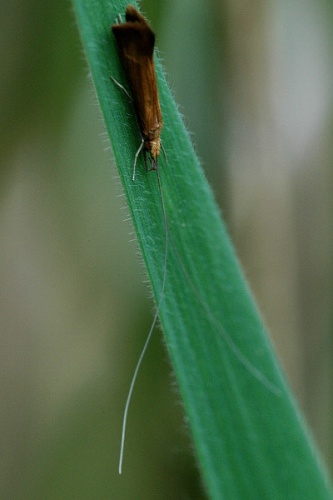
xmin=112 ymin=5 xmax=163 ymax=180
xmin=111 ymin=6 xmax=280 ymax=477
xmin=112 ymin=6 xmax=167 ymax=474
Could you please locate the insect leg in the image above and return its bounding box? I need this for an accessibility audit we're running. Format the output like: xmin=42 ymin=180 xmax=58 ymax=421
xmin=161 ymin=142 xmax=167 ymax=163
xmin=133 ymin=139 xmax=144 ymax=180
xmin=110 ymin=76 xmax=133 ymax=101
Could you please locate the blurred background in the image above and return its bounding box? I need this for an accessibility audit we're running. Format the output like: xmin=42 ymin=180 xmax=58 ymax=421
xmin=1 ymin=0 xmax=332 ymax=497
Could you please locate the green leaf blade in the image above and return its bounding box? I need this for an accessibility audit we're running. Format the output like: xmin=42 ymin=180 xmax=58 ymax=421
xmin=72 ymin=1 xmax=332 ymax=498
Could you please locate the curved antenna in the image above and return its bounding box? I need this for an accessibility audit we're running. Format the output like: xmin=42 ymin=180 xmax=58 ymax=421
xmin=118 ymin=168 xmax=168 ymax=474
xmin=161 ymin=198 xmax=281 ymax=396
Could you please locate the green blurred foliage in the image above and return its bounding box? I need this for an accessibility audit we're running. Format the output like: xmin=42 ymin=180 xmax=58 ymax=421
xmin=0 ymin=0 xmax=332 ymax=497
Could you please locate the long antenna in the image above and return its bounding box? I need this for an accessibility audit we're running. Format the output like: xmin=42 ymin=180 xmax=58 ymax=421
xmin=158 ymin=188 xmax=280 ymax=396
xmin=169 ymin=233 xmax=280 ymax=394
xmin=119 ymin=155 xmax=280 ymax=475
xmin=118 ymin=169 xmax=168 ymax=474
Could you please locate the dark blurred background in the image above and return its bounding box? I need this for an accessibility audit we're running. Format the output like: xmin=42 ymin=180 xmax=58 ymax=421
xmin=1 ymin=0 xmax=332 ymax=497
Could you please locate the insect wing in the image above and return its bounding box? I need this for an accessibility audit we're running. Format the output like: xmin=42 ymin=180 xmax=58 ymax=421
xmin=112 ymin=10 xmax=162 ymax=141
